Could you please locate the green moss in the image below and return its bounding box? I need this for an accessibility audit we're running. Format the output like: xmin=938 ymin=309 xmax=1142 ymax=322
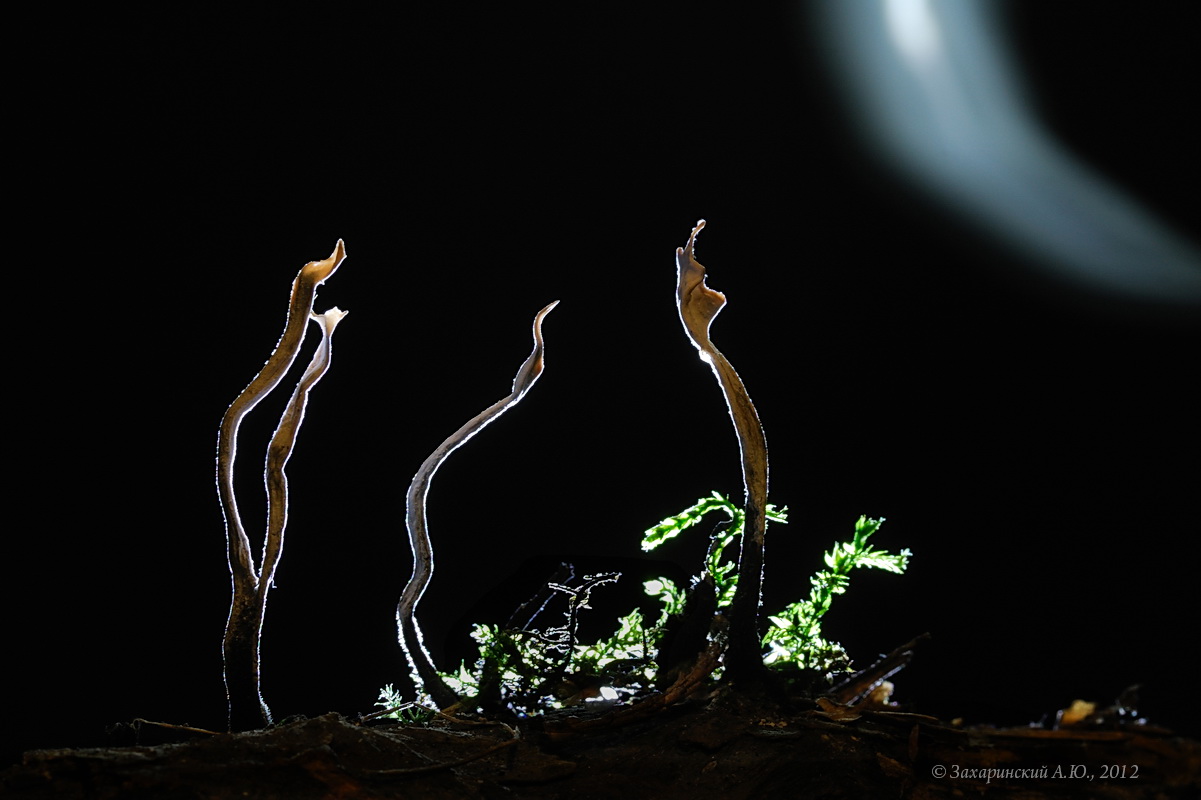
xmin=378 ymin=494 xmax=910 ymax=717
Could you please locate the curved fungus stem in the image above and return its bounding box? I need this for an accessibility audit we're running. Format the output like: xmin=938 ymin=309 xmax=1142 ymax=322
xmin=261 ymin=307 xmax=349 ymax=599
xmin=674 ymin=220 xmax=771 ymax=683
xmin=217 ymin=241 xmax=347 ymax=731
xmin=398 ymin=301 xmax=558 ymax=709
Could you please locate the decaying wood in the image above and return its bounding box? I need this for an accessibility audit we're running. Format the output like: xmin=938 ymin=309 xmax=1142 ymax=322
xmin=7 ymin=702 xmax=1196 ymax=799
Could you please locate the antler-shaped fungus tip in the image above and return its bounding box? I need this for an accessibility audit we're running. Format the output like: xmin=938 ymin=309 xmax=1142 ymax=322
xmin=675 ymin=219 xmax=727 ymax=357
xmin=312 ymin=306 xmax=349 ymax=332
xmin=511 ymin=300 xmax=559 ymax=400
xmin=301 ymin=239 xmax=347 ymax=285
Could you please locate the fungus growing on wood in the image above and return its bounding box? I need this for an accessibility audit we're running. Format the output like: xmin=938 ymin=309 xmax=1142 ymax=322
xmin=674 ymin=220 xmax=771 ymax=685
xmin=397 ymin=301 xmax=558 ymax=709
xmin=216 ymin=241 xmax=348 ymax=731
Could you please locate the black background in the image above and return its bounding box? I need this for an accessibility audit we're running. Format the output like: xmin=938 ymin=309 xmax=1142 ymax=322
xmin=7 ymin=2 xmax=1199 ymax=765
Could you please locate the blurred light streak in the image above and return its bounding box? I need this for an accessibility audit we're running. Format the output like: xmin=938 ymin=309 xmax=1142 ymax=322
xmin=813 ymin=0 xmax=1201 ymax=308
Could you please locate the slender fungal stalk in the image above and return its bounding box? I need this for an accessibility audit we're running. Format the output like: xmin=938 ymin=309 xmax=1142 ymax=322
xmin=217 ymin=241 xmax=346 ymax=731
xmin=261 ymin=308 xmax=349 ymax=593
xmin=399 ymin=301 xmax=558 ymax=709
xmin=674 ymin=220 xmax=771 ymax=683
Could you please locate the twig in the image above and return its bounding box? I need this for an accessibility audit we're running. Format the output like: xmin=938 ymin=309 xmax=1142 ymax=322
xmin=828 ymin=633 xmax=930 ymax=706
xmin=130 ymin=718 xmax=222 ymax=736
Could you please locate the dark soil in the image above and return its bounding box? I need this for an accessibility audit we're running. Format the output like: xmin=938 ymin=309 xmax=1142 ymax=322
xmin=5 ymin=690 xmax=1198 ymax=799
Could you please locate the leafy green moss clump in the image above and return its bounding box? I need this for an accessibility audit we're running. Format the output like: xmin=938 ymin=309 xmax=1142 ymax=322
xmin=379 ymin=493 xmax=909 ymax=717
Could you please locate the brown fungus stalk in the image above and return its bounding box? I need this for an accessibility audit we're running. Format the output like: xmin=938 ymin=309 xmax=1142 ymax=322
xmin=217 ymin=241 xmax=347 ymax=731
xmin=674 ymin=220 xmax=771 ymax=684
xmin=398 ymin=301 xmax=558 ymax=709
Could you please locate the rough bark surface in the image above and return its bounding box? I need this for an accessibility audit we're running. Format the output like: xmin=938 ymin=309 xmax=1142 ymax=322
xmin=5 ymin=693 xmax=1198 ymax=799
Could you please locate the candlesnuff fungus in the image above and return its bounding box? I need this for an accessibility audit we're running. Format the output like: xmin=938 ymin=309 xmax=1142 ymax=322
xmin=370 ymin=225 xmax=909 ymax=718
xmin=675 ymin=220 xmax=771 ymax=683
xmin=217 ymin=241 xmax=347 ymax=731
xmin=399 ymin=301 xmax=559 ymax=709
